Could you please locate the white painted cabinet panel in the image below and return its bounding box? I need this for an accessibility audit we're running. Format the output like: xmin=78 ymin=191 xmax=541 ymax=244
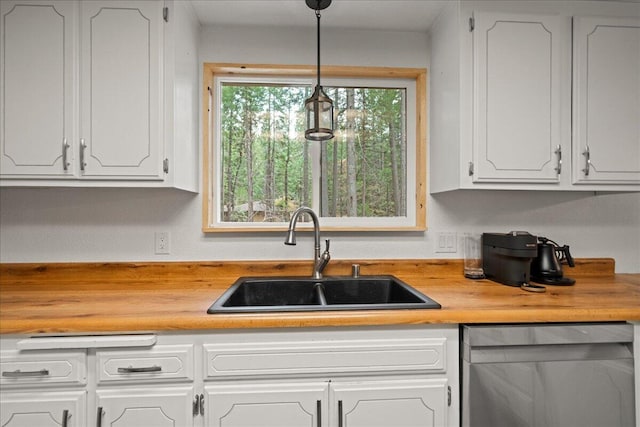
xmin=205 ymin=382 xmax=327 ymax=427
xmin=204 ymin=336 xmax=446 ymax=379
xmin=79 ymin=1 xmax=163 ymax=179
xmin=0 ymin=390 xmax=86 ymax=427
xmin=205 ymin=378 xmax=450 ymax=427
xmin=472 ymin=12 xmax=570 ymax=184
xmin=331 ymin=378 xmax=448 ymax=427
xmin=0 ymin=1 xmax=76 ymax=177
xmin=572 ymin=16 xmax=640 ymax=185
xmin=96 ymin=344 xmax=194 ymax=384
xmin=96 ymin=387 xmax=194 ymax=427
xmin=0 ymin=350 xmax=87 ymax=388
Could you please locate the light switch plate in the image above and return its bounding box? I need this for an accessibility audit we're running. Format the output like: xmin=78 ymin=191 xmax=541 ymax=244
xmin=435 ymin=232 xmax=457 ymax=253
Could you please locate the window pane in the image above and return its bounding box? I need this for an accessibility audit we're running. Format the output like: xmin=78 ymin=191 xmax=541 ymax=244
xmin=220 ymin=83 xmax=312 ymax=223
xmin=218 ymin=82 xmax=407 ymax=223
xmin=322 ymin=87 xmax=407 ymax=218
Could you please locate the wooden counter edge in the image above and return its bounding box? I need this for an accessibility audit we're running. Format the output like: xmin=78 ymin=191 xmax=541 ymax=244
xmin=0 ymin=258 xmax=617 ymax=283
xmin=2 ymin=307 xmax=639 ymax=335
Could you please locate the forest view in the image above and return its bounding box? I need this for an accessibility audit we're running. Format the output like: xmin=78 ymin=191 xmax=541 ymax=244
xmin=220 ymin=81 xmax=407 ymax=223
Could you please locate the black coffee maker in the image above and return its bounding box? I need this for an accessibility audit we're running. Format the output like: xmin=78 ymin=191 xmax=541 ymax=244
xmin=530 ymin=237 xmax=576 ymax=285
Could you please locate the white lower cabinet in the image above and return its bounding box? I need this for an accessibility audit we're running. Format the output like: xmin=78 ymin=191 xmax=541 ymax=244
xmin=0 ymin=390 xmax=86 ymax=427
xmin=94 ymin=343 xmax=196 ymax=427
xmin=0 ymin=349 xmax=87 ymax=426
xmin=205 ymin=381 xmax=327 ymax=427
xmin=331 ymin=378 xmax=448 ymax=427
xmin=202 ymin=326 xmax=458 ymax=427
xmin=96 ymin=387 xmax=195 ymax=427
xmin=205 ymin=378 xmax=448 ymax=427
xmin=0 ymin=325 xmax=459 ymax=427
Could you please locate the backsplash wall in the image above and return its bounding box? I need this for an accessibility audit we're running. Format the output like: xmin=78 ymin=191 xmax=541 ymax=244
xmin=1 ymin=188 xmax=638 ymax=272
xmin=1 ymin=24 xmax=639 ymax=272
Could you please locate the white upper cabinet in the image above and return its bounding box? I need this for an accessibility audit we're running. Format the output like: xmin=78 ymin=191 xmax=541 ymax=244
xmin=430 ymin=1 xmax=640 ymax=193
xmin=0 ymin=1 xmax=76 ymax=177
xmin=0 ymin=0 xmax=199 ymax=190
xmin=79 ymin=1 xmax=162 ymax=179
xmin=472 ymin=12 xmax=570 ymax=184
xmin=572 ymin=16 xmax=640 ymax=185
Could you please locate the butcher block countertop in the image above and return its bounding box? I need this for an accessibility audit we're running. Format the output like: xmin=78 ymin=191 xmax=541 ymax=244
xmin=1 ymin=259 xmax=639 ymax=334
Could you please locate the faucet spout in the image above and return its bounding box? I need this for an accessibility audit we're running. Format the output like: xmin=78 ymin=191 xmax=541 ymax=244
xmin=285 ymin=207 xmax=330 ymax=279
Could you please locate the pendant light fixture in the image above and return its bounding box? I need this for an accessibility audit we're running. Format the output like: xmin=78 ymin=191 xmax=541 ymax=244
xmin=304 ymin=0 xmax=334 ymax=141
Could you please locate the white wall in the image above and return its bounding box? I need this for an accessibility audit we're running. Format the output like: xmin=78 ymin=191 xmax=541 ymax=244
xmin=1 ymin=24 xmax=639 ymax=272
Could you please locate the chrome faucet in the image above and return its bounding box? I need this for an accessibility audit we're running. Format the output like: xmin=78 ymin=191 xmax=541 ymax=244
xmin=284 ymin=207 xmax=331 ymax=279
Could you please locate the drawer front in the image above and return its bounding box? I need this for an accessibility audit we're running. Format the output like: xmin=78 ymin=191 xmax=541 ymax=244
xmin=97 ymin=344 xmax=194 ymax=384
xmin=204 ymin=337 xmax=446 ymax=379
xmin=0 ymin=350 xmax=87 ymax=387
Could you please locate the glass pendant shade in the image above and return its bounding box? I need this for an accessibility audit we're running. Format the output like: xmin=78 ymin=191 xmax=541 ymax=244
xmin=305 ymin=85 xmax=334 ymax=141
xmin=305 ymin=0 xmax=334 ymax=142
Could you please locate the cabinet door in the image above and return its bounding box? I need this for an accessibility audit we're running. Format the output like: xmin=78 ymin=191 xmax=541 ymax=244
xmin=0 ymin=390 xmax=86 ymax=427
xmin=96 ymin=386 xmax=194 ymax=427
xmin=472 ymin=12 xmax=570 ymax=184
xmin=0 ymin=1 xmax=76 ymax=178
xmin=331 ymin=378 xmax=448 ymax=427
xmin=205 ymin=382 xmax=328 ymax=427
xmin=79 ymin=1 xmax=163 ymax=179
xmin=573 ymin=16 xmax=640 ymax=184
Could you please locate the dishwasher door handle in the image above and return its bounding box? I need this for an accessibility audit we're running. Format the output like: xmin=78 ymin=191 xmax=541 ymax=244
xmin=466 ymin=342 xmax=632 ymax=364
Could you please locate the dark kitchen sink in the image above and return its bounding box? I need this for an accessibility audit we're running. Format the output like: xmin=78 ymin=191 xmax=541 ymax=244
xmin=207 ymin=276 xmax=441 ymax=313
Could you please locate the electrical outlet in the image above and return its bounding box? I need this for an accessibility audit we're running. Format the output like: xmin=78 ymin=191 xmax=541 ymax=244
xmin=155 ymin=231 xmax=170 ymax=254
xmin=435 ymin=232 xmax=457 ymax=253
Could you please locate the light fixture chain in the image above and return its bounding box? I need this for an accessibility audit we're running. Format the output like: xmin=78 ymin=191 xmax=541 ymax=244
xmin=316 ymin=8 xmax=321 ymax=87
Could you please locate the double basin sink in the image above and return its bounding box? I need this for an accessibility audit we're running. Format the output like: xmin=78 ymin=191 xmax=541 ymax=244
xmin=207 ymin=275 xmax=441 ymax=313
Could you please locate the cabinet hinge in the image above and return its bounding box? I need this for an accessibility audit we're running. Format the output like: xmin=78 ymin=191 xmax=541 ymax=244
xmin=469 ymin=16 xmax=475 ymax=32
xmin=163 ymin=6 xmax=169 ymax=22
xmin=468 ymin=161 xmax=474 ymax=176
xmin=447 ymin=386 xmax=452 ymax=407
xmin=163 ymin=158 xmax=169 ymax=174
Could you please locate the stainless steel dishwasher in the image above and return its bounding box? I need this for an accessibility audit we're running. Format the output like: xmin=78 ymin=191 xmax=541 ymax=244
xmin=462 ymin=323 xmax=635 ymax=427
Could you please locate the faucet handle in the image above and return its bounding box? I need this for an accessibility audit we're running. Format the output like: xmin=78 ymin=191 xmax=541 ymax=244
xmin=324 ymin=239 xmax=330 ymax=251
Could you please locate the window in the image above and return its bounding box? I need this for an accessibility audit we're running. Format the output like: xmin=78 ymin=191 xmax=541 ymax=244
xmin=203 ymin=64 xmax=426 ymax=232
